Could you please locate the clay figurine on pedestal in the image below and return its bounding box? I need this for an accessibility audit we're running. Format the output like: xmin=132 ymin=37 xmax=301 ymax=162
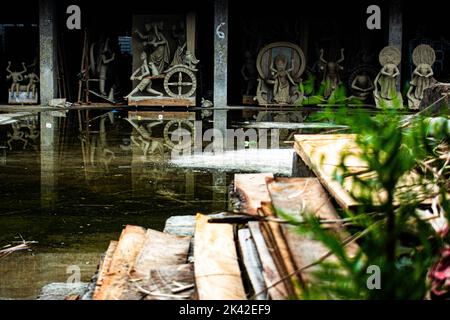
xmin=373 ymin=46 xmax=403 ymax=108
xmin=129 ymin=16 xmax=199 ymax=106
xmin=407 ymin=44 xmax=436 ymax=110
xmin=6 ymin=61 xmax=39 ymax=104
xmin=255 ymin=42 xmax=306 ymax=106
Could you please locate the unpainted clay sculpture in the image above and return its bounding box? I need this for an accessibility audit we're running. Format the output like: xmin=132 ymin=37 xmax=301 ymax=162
xmin=373 ymin=46 xmax=403 ymax=108
xmin=407 ymin=44 xmax=436 ymax=110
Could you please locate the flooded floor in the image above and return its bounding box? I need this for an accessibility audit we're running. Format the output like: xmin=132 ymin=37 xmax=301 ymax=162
xmin=0 ymin=109 xmax=294 ymax=299
xmin=0 ymin=110 xmax=292 ymax=299
xmin=0 ymin=110 xmax=239 ymax=299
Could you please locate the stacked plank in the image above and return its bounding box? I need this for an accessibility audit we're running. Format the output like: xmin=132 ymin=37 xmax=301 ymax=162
xmin=93 ymin=225 xmax=193 ymax=300
xmin=293 ymin=134 xmax=441 ymax=209
xmin=234 ymin=173 xmax=359 ymax=299
xmin=90 ymin=215 xmax=247 ymax=300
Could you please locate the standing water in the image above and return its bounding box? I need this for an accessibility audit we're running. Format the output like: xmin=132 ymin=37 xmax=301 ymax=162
xmin=0 ymin=110 xmax=234 ymax=299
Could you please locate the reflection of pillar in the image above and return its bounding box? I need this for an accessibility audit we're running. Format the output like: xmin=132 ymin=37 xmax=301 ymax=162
xmin=213 ymin=0 xmax=228 ymax=149
xmin=39 ymin=0 xmax=58 ymax=209
xmin=388 ymin=0 xmax=403 ymax=88
xmin=185 ymin=171 xmax=195 ymax=201
xmin=0 ymin=146 xmax=6 ymax=166
xmin=212 ymin=171 xmax=227 ymax=211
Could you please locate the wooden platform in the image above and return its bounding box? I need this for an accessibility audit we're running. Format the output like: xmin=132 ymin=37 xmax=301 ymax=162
xmin=128 ymin=96 xmax=195 ymax=107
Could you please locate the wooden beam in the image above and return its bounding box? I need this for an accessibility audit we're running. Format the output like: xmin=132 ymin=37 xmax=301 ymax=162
xmin=259 ymin=202 xmax=303 ymax=297
xmin=248 ymin=221 xmax=289 ymax=299
xmin=194 ymin=213 xmax=246 ymax=300
xmin=266 ymin=177 xmax=360 ymax=283
xmin=237 ymin=228 xmax=269 ymax=300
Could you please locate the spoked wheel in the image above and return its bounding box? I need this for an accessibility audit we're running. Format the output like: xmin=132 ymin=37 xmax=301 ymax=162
xmin=163 ymin=67 xmax=197 ymax=98
xmin=163 ymin=120 xmax=195 ymax=150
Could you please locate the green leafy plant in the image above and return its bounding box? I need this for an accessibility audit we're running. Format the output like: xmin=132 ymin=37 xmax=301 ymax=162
xmin=285 ymin=104 xmax=449 ymax=299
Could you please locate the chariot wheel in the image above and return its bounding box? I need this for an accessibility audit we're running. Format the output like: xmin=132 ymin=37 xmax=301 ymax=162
xmin=163 ymin=67 xmax=197 ymax=98
xmin=163 ymin=120 xmax=195 ymax=149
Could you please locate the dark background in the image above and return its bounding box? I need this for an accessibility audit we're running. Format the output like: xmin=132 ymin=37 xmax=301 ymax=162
xmin=1 ymin=0 xmax=450 ymax=105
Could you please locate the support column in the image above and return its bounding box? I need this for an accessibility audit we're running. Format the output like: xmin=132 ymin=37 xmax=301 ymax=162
xmin=39 ymin=0 xmax=59 ymax=209
xmin=213 ymin=0 xmax=228 ymax=150
xmin=388 ymin=0 xmax=403 ymax=88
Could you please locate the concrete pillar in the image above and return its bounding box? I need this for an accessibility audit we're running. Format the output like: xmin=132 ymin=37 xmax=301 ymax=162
xmin=213 ymin=0 xmax=228 ymax=149
xmin=39 ymin=0 xmax=59 ymax=208
xmin=388 ymin=0 xmax=403 ymax=88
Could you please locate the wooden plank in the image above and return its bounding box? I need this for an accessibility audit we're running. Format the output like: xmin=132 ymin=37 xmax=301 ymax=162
xmin=237 ymin=229 xmax=269 ymax=300
xmin=130 ymin=229 xmax=190 ymax=280
xmin=93 ymin=240 xmax=117 ymax=298
xmin=194 ymin=213 xmax=246 ymax=300
xmin=93 ymin=225 xmax=147 ymax=300
xmin=294 ymin=134 xmax=438 ymax=210
xmin=294 ymin=134 xmax=363 ymax=210
xmin=234 ymin=173 xmax=273 ymax=215
xmin=143 ymin=264 xmax=195 ymax=300
xmin=266 ymin=177 xmax=359 ymax=283
xmin=248 ymin=221 xmax=289 ymax=300
xmin=267 ymin=177 xmax=343 ymax=221
xmin=259 ymin=202 xmax=303 ymax=297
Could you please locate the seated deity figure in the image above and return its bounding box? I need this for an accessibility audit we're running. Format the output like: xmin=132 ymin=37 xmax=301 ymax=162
xmin=267 ymin=54 xmax=297 ymax=104
xmin=24 ymin=71 xmax=39 ymax=98
xmin=350 ymin=71 xmax=374 ymax=100
xmin=255 ymin=42 xmax=305 ymax=106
